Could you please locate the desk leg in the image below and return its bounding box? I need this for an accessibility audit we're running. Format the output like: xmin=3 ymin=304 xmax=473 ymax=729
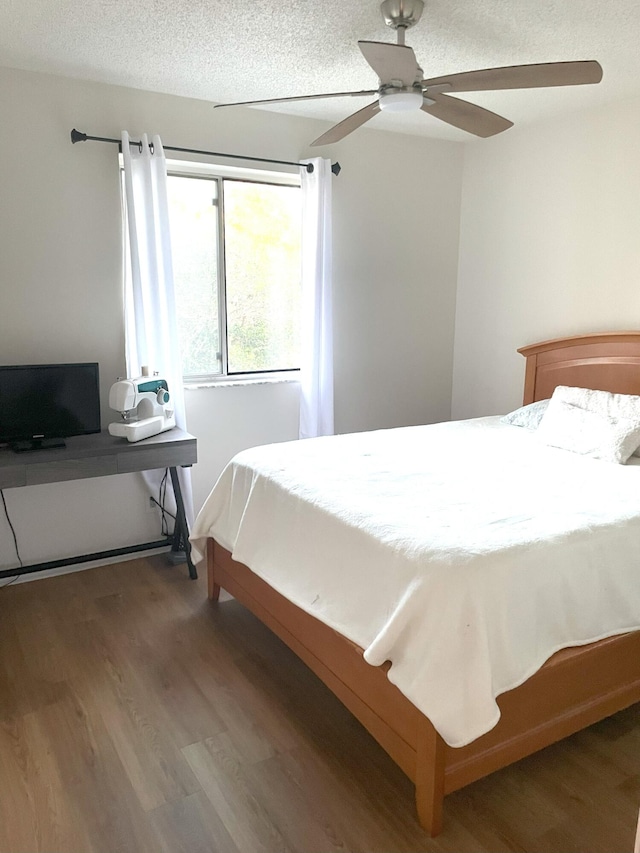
xmin=169 ymin=466 xmax=198 ymax=580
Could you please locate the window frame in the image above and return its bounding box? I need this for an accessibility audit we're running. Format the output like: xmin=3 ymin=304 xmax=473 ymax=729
xmin=165 ymin=158 xmax=302 ymax=385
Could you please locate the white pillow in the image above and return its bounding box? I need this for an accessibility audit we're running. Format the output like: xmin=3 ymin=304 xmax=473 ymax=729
xmin=553 ymin=385 xmax=640 ymax=457
xmin=501 ymin=399 xmax=549 ymax=430
xmin=536 ymin=397 xmax=640 ymax=464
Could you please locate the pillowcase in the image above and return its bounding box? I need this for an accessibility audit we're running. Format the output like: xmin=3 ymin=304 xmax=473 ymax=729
xmin=501 ymin=399 xmax=550 ymax=429
xmin=536 ymin=397 xmax=640 ymax=464
xmin=553 ymin=385 xmax=640 ymax=457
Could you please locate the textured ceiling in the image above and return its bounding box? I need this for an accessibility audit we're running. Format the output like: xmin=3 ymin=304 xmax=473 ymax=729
xmin=1 ymin=0 xmax=639 ymax=142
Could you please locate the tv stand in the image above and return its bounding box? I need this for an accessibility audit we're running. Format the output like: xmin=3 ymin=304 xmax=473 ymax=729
xmin=0 ymin=428 xmax=197 ymax=580
xmin=11 ymin=437 xmax=66 ymax=453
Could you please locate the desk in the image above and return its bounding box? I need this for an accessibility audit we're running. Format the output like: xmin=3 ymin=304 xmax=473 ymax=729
xmin=0 ymin=428 xmax=198 ymax=580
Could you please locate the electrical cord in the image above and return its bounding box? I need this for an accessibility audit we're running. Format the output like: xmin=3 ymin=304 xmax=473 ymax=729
xmin=158 ymin=469 xmax=172 ymax=537
xmin=1 ymin=489 xmax=23 ymax=566
xmin=149 ymin=496 xmax=176 ymax=521
xmin=1 ymin=488 xmax=23 ymax=585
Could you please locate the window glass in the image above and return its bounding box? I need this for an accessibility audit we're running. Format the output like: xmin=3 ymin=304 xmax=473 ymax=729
xmin=167 ymin=175 xmax=221 ymax=377
xmin=224 ymin=180 xmax=301 ymax=373
xmin=166 ymin=171 xmax=301 ymax=379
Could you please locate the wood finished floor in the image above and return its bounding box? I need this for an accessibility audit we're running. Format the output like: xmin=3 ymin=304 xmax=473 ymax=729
xmin=1 ymin=557 xmax=639 ymax=853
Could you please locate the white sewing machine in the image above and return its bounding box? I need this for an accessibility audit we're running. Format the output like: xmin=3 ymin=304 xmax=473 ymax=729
xmin=108 ymin=369 xmax=176 ymax=442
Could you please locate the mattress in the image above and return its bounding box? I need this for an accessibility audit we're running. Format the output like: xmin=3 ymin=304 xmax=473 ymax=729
xmin=190 ymin=416 xmax=640 ymax=747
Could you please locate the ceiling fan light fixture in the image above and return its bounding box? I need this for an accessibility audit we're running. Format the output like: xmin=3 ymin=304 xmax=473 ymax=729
xmin=379 ymin=90 xmax=424 ymax=111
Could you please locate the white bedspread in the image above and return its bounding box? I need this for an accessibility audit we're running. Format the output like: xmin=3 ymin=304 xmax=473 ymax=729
xmin=190 ymin=417 xmax=640 ymax=747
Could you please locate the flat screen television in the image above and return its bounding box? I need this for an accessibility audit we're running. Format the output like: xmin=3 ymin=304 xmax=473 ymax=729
xmin=0 ymin=363 xmax=101 ymax=452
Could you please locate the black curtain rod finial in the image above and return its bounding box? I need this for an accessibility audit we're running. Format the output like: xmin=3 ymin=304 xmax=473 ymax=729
xmin=331 ymin=162 xmax=341 ymax=176
xmin=70 ymin=128 xmax=87 ymax=144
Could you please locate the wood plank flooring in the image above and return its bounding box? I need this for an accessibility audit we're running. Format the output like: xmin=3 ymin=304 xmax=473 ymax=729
xmin=1 ymin=556 xmax=639 ymax=852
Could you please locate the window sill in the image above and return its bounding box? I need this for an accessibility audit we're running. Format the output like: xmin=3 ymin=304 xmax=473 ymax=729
xmin=184 ymin=372 xmax=300 ymax=390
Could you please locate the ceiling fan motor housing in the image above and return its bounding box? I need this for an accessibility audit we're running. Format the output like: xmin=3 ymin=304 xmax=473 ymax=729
xmin=380 ymin=0 xmax=425 ymax=30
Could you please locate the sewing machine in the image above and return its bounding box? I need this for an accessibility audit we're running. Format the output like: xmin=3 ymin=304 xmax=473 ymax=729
xmin=108 ymin=371 xmax=176 ymax=442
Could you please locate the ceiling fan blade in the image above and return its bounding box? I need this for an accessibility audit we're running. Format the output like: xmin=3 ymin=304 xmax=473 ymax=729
xmin=214 ymin=90 xmax=377 ymax=109
xmin=422 ymin=60 xmax=603 ymax=93
xmin=359 ymin=40 xmax=419 ymax=86
xmin=421 ymin=93 xmax=513 ymax=137
xmin=311 ymin=101 xmax=381 ymax=146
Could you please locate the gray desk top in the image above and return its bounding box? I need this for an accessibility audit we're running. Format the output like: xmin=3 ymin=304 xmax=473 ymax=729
xmin=0 ymin=428 xmax=197 ymax=489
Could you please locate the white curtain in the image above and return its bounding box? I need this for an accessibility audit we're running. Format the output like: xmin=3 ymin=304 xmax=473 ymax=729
xmin=121 ymin=131 xmax=194 ymax=525
xmin=299 ymin=157 xmax=334 ymax=439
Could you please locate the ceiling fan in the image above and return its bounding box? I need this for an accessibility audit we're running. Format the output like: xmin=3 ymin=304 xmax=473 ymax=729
xmin=214 ymin=0 xmax=603 ymax=146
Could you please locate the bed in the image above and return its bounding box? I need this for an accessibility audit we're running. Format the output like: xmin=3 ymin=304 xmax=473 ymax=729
xmin=190 ymin=331 xmax=640 ymax=836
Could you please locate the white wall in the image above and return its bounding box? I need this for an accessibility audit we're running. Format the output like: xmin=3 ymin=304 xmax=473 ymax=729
xmin=327 ymin=129 xmax=464 ymax=433
xmin=185 ymin=381 xmax=301 ymax=513
xmin=452 ymin=96 xmax=640 ymax=420
xmin=0 ymin=66 xmax=464 ymax=570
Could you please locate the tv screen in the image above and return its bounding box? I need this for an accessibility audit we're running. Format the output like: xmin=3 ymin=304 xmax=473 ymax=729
xmin=0 ymin=363 xmax=101 ymax=450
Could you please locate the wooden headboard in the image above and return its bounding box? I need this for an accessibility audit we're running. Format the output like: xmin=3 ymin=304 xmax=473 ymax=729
xmin=518 ymin=332 xmax=640 ymax=405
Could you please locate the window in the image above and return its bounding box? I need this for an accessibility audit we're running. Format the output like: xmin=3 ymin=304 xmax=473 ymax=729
xmin=166 ymin=163 xmax=302 ymax=381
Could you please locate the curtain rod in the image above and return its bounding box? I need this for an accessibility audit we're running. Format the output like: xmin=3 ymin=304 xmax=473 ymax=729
xmin=70 ymin=129 xmax=341 ymax=176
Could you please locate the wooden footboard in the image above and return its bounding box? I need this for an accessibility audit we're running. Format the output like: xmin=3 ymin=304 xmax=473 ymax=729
xmin=207 ymin=538 xmax=640 ymax=836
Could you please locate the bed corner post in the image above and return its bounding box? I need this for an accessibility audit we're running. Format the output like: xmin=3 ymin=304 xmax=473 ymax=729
xmin=415 ymin=718 xmax=446 ymax=837
xmin=207 ymin=539 xmax=221 ymax=601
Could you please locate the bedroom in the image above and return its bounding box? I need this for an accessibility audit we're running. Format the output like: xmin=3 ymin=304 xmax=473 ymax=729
xmin=1 ymin=0 xmax=640 ymax=850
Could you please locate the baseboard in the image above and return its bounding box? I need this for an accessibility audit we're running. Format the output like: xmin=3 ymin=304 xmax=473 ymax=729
xmin=1 ymin=546 xmax=171 ymax=585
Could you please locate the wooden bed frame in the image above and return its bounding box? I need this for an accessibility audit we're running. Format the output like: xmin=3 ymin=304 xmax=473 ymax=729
xmin=206 ymin=331 xmax=640 ymax=836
